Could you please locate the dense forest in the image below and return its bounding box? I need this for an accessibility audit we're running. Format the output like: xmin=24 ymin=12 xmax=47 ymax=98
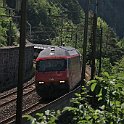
xmin=0 ymin=0 xmax=124 ymax=123
xmin=1 ymin=0 xmax=124 ymax=63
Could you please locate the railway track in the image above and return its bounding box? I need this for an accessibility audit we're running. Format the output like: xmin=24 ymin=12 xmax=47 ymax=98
xmin=0 ymin=92 xmax=40 ymax=124
xmin=0 ymin=79 xmax=35 ymax=108
xmin=0 ymin=85 xmax=35 ymax=108
xmin=0 ymin=87 xmax=53 ymax=124
xmin=0 ymin=82 xmax=79 ymax=124
xmin=1 ymin=87 xmax=78 ymax=124
xmin=0 ymin=66 xmax=91 ymax=124
xmin=0 ymin=77 xmax=34 ymax=99
xmin=1 ymin=82 xmax=88 ymax=124
xmin=0 ymin=77 xmax=39 ymax=124
xmin=0 ymin=101 xmax=47 ymax=124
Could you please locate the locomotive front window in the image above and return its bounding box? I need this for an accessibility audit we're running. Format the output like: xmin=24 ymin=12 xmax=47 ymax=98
xmin=36 ymin=59 xmax=67 ymax=72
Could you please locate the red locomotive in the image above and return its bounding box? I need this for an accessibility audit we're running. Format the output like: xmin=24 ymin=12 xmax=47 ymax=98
xmin=35 ymin=46 xmax=82 ymax=98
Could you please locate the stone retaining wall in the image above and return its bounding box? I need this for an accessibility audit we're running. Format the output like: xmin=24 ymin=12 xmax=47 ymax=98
xmin=0 ymin=45 xmax=34 ymax=92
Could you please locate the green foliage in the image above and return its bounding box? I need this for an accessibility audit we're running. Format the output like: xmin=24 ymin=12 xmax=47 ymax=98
xmin=59 ymin=72 xmax=124 ymax=124
xmin=101 ymin=58 xmax=113 ymax=73
xmin=94 ymin=17 xmax=124 ymax=67
xmin=117 ymin=38 xmax=124 ymax=48
xmin=0 ymin=1 xmax=19 ymax=46
xmin=87 ymin=16 xmax=124 ymax=67
xmin=23 ymin=110 xmax=61 ymax=124
xmin=27 ymin=0 xmax=85 ymax=46
xmin=0 ymin=6 xmax=8 ymax=46
xmin=60 ymin=0 xmax=84 ymax=24
xmin=112 ymin=56 xmax=124 ymax=81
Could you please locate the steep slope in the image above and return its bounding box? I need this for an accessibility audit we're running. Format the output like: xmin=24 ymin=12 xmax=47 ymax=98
xmin=78 ymin=0 xmax=124 ymax=38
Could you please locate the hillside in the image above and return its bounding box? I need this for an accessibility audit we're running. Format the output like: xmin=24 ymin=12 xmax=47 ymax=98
xmin=78 ymin=0 xmax=124 ymax=38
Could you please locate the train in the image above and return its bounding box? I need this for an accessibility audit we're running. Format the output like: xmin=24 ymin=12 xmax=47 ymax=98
xmin=35 ymin=46 xmax=82 ymax=98
xmin=34 ymin=44 xmax=52 ymax=59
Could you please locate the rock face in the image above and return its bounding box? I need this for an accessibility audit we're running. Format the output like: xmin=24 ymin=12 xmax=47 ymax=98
xmin=78 ymin=0 xmax=124 ymax=38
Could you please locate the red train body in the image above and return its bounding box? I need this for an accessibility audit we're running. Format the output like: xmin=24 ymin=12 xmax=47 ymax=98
xmin=35 ymin=46 xmax=82 ymax=98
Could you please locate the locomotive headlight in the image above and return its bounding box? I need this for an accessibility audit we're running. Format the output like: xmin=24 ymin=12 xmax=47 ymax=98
xmin=60 ymin=81 xmax=65 ymax=83
xmin=38 ymin=81 xmax=44 ymax=84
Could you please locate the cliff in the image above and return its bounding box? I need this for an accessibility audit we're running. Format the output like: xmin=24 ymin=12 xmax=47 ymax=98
xmin=78 ymin=0 xmax=124 ymax=38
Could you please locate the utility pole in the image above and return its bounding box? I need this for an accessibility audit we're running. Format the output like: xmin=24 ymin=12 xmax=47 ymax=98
xmin=91 ymin=0 xmax=98 ymax=80
xmin=27 ymin=21 xmax=32 ymax=40
xmin=81 ymin=0 xmax=89 ymax=84
xmin=60 ymin=13 xmax=63 ymax=46
xmin=60 ymin=15 xmax=63 ymax=46
xmin=9 ymin=20 xmax=12 ymax=45
xmin=3 ymin=0 xmax=6 ymax=7
xmin=8 ymin=9 xmax=12 ymax=46
xmin=75 ymin=31 xmax=78 ymax=48
xmin=98 ymin=24 xmax=103 ymax=76
xmin=16 ymin=0 xmax=27 ymax=124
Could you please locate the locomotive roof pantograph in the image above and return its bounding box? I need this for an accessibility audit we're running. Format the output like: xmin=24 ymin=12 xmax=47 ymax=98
xmin=37 ymin=46 xmax=79 ymax=58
